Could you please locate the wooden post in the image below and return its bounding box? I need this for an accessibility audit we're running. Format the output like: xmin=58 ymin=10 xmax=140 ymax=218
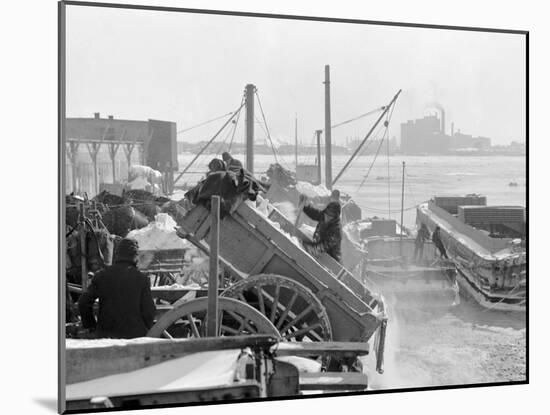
xmin=67 ymin=141 xmax=80 ymax=193
xmin=107 ymin=143 xmax=120 ymax=184
xmin=324 ymin=65 xmax=333 ymax=190
xmin=79 ymin=203 xmax=88 ymax=289
xmin=315 ymin=130 xmax=322 ymax=185
xmin=245 ymin=84 xmax=255 ymax=174
xmin=295 ymin=114 xmax=298 ymax=170
xmin=207 ymin=195 xmax=221 ymax=337
xmin=400 ymin=161 xmax=405 ymax=257
xmin=86 ymin=142 xmax=101 ymax=196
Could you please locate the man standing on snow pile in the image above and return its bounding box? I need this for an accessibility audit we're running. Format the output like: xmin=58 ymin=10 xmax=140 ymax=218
xmin=414 ymin=223 xmax=430 ymax=262
xmin=299 ymin=189 xmax=343 ymax=263
xmin=78 ymin=238 xmax=156 ymax=339
xmin=432 ymin=225 xmax=449 ymax=259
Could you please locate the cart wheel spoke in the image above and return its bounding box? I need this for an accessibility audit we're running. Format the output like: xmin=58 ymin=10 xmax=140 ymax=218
xmin=284 ymin=323 xmax=323 ymax=340
xmin=256 ymin=286 xmax=266 ymax=316
xmin=162 ymin=330 xmax=174 ymax=340
xmin=280 ymin=304 xmax=315 ymax=334
xmin=269 ymin=282 xmax=281 ymax=323
xmin=276 ymin=291 xmax=299 ymax=330
xmin=226 ymin=309 xmax=257 ymax=333
xmin=187 ymin=313 xmax=200 ymax=338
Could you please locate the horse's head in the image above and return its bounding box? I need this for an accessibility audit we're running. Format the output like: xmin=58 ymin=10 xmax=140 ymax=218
xmin=66 ymin=228 xmax=115 ymax=281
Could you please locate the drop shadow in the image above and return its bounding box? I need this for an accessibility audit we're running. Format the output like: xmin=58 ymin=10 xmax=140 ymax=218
xmin=34 ymin=398 xmax=58 ymax=413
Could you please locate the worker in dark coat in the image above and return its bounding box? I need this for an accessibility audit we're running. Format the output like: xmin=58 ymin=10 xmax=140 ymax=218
xmin=207 ymin=158 xmax=227 ymax=175
xmin=432 ymin=226 xmax=449 ymax=259
xmin=299 ymin=189 xmax=343 ymax=263
xmin=414 ymin=223 xmax=430 ymax=262
xmin=222 ymin=152 xmax=244 ymax=174
xmin=78 ymin=238 xmax=156 ymax=339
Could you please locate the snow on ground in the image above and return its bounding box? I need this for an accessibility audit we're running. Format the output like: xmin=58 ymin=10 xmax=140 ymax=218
xmin=364 ymin=297 xmax=526 ymax=390
xmin=66 ymin=349 xmax=242 ymax=399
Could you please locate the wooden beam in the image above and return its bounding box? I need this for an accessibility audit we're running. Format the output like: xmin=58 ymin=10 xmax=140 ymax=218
xmin=299 ymin=372 xmax=368 ymax=391
xmin=207 ymin=196 xmax=220 ymax=337
xmin=275 ymin=341 xmax=369 ymax=358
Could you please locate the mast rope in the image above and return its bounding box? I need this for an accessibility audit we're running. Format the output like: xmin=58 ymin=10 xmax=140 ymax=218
xmin=254 ymin=90 xmax=280 ymax=164
xmin=356 ymin=100 xmax=397 ymax=191
xmin=177 ymin=111 xmax=234 ymax=135
xmin=329 ymin=106 xmax=385 ymax=130
xmin=228 ymin=95 xmax=245 ymax=152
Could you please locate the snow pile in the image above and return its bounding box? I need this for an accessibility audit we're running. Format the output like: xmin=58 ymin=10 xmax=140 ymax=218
xmin=272 ymin=201 xmax=297 ymax=223
xmin=180 ymin=253 xmax=209 ymax=286
xmin=129 ymin=176 xmax=151 ymax=190
xmin=299 ymin=223 xmax=315 ymax=240
xmin=296 ymin=181 xmax=331 ymax=198
xmin=128 ymin=213 xmax=189 ymax=251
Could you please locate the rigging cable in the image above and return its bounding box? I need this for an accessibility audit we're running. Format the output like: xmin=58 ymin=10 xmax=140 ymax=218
xmin=173 ymin=101 xmax=245 ymax=185
xmin=228 ymin=95 xmax=245 ymax=153
xmin=177 ymin=111 xmax=234 ymax=135
xmin=254 ymin=90 xmax=280 ymax=164
xmin=330 ymin=106 xmax=386 ymax=130
xmin=356 ymin=100 xmax=397 ymax=191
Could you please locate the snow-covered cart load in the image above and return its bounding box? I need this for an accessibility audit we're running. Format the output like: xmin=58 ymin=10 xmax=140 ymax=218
xmin=170 ymin=200 xmax=388 ymax=372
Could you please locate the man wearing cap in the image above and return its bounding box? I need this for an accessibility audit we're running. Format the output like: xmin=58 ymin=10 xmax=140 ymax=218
xmin=222 ymin=151 xmax=244 ymax=174
xmin=78 ymin=238 xmax=156 ymax=339
xmin=299 ymin=189 xmax=343 ymax=263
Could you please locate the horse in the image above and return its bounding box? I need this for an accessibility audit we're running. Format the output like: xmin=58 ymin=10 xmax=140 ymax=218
xmin=66 ymin=224 xmax=117 ymax=285
xmin=122 ymin=189 xmax=162 ymax=221
xmin=160 ymin=200 xmax=188 ymax=226
xmin=101 ymin=205 xmax=149 ymax=238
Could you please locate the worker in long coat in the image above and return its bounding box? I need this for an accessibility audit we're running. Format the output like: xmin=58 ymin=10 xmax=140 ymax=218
xmin=78 ymin=238 xmax=156 ymax=339
xmin=414 ymin=223 xmax=430 ymax=261
xmin=300 ymin=190 xmax=343 ymax=263
xmin=432 ymin=226 xmax=449 ymax=259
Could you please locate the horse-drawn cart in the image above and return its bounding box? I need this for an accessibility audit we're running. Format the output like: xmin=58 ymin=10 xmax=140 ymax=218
xmin=147 ymin=200 xmax=388 ymax=373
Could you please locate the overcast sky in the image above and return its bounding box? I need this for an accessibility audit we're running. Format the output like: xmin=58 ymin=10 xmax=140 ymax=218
xmin=66 ymin=5 xmax=526 ymax=146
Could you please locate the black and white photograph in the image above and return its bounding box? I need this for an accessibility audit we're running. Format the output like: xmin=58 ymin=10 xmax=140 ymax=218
xmin=58 ymin=1 xmax=527 ymax=413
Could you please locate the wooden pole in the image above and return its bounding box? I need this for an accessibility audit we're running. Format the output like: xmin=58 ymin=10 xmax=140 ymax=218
xmin=295 ymin=114 xmax=298 ymax=170
xmin=245 ymin=84 xmax=255 ymax=174
xmin=315 ymin=130 xmax=322 ymax=185
xmin=207 ymin=195 xmax=220 ymax=337
xmin=79 ymin=203 xmax=88 ymax=289
xmin=324 ymin=65 xmax=332 ymax=190
xmin=400 ymin=161 xmax=405 ymax=257
xmin=108 ymin=143 xmax=120 ymax=184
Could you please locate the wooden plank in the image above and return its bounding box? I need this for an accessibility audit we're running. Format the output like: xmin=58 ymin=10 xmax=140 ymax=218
xmin=66 ymin=335 xmax=279 ymax=384
xmin=299 ymin=372 xmax=368 ymax=391
xmin=249 ymin=248 xmax=275 ymax=275
xmin=207 ymin=196 xmax=220 ymax=337
xmin=275 ymin=341 xmax=369 ymax=358
xmin=66 ymin=382 xmax=261 ymax=411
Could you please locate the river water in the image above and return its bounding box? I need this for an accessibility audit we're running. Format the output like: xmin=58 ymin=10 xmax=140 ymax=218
xmin=177 ymin=153 xmax=527 ymax=228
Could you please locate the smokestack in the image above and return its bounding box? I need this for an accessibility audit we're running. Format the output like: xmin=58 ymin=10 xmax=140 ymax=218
xmin=440 ymin=108 xmax=445 ymax=135
xmin=94 ymin=112 xmax=100 ymax=119
xmin=451 ymin=122 xmax=454 ymax=137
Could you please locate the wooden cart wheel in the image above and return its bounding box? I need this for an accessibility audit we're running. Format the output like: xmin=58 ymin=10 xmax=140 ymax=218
xmin=147 ymin=297 xmax=280 ymax=339
xmin=221 ymin=274 xmax=333 ymax=342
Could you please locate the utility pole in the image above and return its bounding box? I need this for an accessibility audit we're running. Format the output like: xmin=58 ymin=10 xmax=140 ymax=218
xmin=295 ymin=114 xmax=298 ymax=170
xmin=245 ymin=84 xmax=255 ymax=174
xmin=324 ymin=65 xmax=332 ymax=190
xmin=400 ymin=161 xmax=405 ymax=257
xmin=315 ymin=130 xmax=323 ymax=185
